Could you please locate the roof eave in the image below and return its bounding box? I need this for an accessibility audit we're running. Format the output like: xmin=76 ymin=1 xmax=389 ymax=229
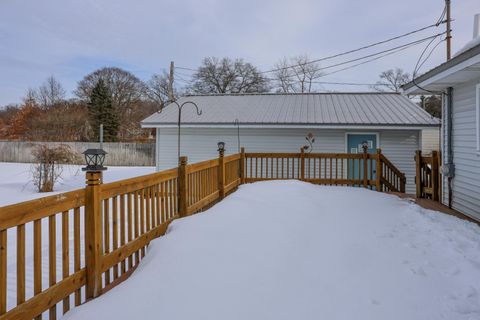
xmin=141 ymin=123 xmax=440 ymax=130
xmin=402 ymin=43 xmax=480 ymax=95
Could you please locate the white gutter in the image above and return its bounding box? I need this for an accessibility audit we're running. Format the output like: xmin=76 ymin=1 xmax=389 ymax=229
xmin=403 ymin=52 xmax=480 ymax=95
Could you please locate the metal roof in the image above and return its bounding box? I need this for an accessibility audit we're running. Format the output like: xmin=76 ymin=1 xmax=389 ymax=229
xmin=142 ymin=93 xmax=439 ymax=128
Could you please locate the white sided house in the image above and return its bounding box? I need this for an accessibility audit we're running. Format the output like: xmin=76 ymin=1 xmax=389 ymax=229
xmin=142 ymin=93 xmax=439 ymax=194
xmin=403 ymin=16 xmax=480 ymax=220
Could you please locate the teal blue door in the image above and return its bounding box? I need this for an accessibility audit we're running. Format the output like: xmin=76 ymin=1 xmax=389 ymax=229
xmin=347 ymin=134 xmax=377 ymax=182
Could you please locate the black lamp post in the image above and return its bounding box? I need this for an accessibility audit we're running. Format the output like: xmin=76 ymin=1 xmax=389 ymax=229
xmin=217 ymin=141 xmax=225 ymax=153
xmin=82 ymin=149 xmax=107 ymax=172
xmin=158 ymin=100 xmax=202 ymax=163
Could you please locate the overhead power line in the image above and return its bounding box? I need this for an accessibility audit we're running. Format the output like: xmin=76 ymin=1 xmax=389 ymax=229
xmin=308 ymin=81 xmax=387 ymax=86
xmin=176 ymin=34 xmax=442 ymax=88
xmin=317 ymin=40 xmax=424 ymax=78
xmin=269 ymin=32 xmax=446 ymax=80
xmin=416 ymin=38 xmax=445 ymax=76
xmin=262 ymin=37 xmax=430 ymax=83
xmin=176 ymin=66 xmax=197 ymax=72
xmin=409 ymin=2 xmax=450 ymax=95
xmin=175 ymin=22 xmax=447 ymax=75
xmin=260 ymin=22 xmax=447 ymax=74
xmin=174 ymin=73 xmax=192 ymax=83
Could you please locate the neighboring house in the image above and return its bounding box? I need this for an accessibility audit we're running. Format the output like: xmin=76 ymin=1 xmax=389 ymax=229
xmin=403 ymin=22 xmax=480 ymax=220
xmin=142 ymin=92 xmax=439 ymax=194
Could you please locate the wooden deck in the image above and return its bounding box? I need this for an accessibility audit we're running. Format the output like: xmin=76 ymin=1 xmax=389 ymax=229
xmin=391 ymin=192 xmax=479 ymax=225
xmin=0 ymin=149 xmax=409 ymax=319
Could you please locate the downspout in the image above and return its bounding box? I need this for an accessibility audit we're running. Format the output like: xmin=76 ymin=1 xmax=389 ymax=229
xmin=446 ymin=87 xmax=454 ymax=208
xmin=155 ymin=128 xmax=160 ymax=172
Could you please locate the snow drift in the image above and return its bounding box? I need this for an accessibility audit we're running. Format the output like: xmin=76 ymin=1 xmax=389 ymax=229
xmin=63 ymin=180 xmax=480 ymax=320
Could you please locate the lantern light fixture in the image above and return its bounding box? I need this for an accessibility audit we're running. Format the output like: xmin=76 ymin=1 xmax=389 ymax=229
xmin=82 ymin=148 xmax=107 ymax=172
xmin=217 ymin=141 xmax=225 ymax=152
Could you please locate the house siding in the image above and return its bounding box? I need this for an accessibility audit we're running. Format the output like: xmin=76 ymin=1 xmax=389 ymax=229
xmin=156 ymin=128 xmax=420 ymax=193
xmin=446 ymin=79 xmax=480 ymax=220
xmin=421 ymin=128 xmax=440 ymax=154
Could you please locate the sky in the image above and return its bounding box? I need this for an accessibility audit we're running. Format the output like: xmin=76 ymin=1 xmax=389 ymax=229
xmin=0 ymin=0 xmax=478 ymax=106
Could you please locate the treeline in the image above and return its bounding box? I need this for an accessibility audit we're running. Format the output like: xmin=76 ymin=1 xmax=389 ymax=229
xmin=1 ymin=56 xmax=323 ymax=142
xmin=0 ymin=57 xmax=441 ymax=142
xmin=0 ymin=67 xmax=168 ymax=142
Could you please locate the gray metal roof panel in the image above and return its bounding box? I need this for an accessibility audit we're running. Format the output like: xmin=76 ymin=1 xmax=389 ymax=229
xmin=141 ymin=93 xmax=439 ymax=126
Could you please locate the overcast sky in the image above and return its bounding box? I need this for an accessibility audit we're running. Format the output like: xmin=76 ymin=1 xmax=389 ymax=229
xmin=0 ymin=0 xmax=478 ymax=106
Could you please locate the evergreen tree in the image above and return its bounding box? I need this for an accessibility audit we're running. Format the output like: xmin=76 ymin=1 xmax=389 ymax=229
xmin=88 ymin=79 xmax=119 ymax=142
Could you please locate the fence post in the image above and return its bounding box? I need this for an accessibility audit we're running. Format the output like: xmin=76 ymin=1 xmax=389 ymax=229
xmin=84 ymin=171 xmax=103 ymax=299
xmin=218 ymin=148 xmax=225 ymax=199
xmin=240 ymin=147 xmax=245 ymax=184
xmin=363 ymin=146 xmax=368 ymax=188
xmin=375 ymin=148 xmax=382 ymax=192
xmin=300 ymin=148 xmax=305 ymax=180
xmin=431 ymin=150 xmax=439 ymax=202
xmin=415 ymin=150 xmax=422 ymax=198
xmin=178 ymin=156 xmax=188 ymax=217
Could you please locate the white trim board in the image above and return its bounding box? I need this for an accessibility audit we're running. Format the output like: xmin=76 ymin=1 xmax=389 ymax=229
xmin=143 ymin=124 xmax=436 ymax=130
xmin=476 ymin=83 xmax=480 ymax=154
xmin=403 ymin=54 xmax=480 ymax=95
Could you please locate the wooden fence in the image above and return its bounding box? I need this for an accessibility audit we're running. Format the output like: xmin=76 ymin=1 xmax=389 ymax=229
xmin=415 ymin=150 xmax=441 ymax=201
xmin=0 ymin=141 xmax=155 ymax=166
xmin=244 ymin=148 xmax=406 ymax=193
xmin=0 ymin=147 xmax=402 ymax=319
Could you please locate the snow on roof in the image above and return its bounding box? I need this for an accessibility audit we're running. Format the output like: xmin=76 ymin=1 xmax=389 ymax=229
xmin=454 ymin=37 xmax=480 ymax=57
xmin=142 ymin=93 xmax=439 ymax=127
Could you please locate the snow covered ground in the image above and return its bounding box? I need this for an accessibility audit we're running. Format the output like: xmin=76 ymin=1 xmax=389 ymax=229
xmin=0 ymin=162 xmax=155 ymax=206
xmin=59 ymin=180 xmax=480 ymax=320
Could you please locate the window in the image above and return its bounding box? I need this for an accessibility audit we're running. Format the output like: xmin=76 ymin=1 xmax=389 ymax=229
xmin=477 ymin=84 xmax=480 ymax=153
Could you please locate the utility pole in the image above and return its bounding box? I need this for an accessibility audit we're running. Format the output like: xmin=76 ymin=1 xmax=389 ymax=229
xmin=168 ymin=61 xmax=175 ymax=101
xmin=446 ymin=0 xmax=452 ymax=60
xmin=99 ymin=124 xmax=104 ymax=149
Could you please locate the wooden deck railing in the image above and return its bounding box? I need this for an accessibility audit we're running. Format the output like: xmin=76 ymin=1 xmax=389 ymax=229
xmin=415 ymin=150 xmax=441 ymax=202
xmin=0 ymin=189 xmax=86 ymax=320
xmin=244 ymin=148 xmax=406 ymax=192
xmin=0 ymin=152 xmax=240 ymax=319
xmin=0 ymin=147 xmax=405 ymax=319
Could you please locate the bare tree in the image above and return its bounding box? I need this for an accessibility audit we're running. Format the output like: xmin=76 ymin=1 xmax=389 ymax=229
xmin=75 ymin=67 xmax=147 ymax=140
xmin=372 ymin=68 xmax=410 ymax=93
xmin=30 ymin=144 xmax=78 ymax=192
xmin=75 ymin=67 xmax=146 ymax=110
xmin=273 ymin=55 xmax=323 ymax=93
xmin=190 ymin=57 xmax=269 ymax=94
xmin=24 ymin=88 xmax=38 ymax=105
xmin=36 ymin=76 xmax=66 ymax=108
xmin=145 ymin=72 xmax=173 ymax=109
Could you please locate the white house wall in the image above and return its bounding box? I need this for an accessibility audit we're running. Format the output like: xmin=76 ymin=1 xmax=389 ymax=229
xmin=421 ymin=128 xmax=440 ymax=154
xmin=446 ymin=79 xmax=480 ymax=220
xmin=156 ymin=128 xmax=420 ymax=194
